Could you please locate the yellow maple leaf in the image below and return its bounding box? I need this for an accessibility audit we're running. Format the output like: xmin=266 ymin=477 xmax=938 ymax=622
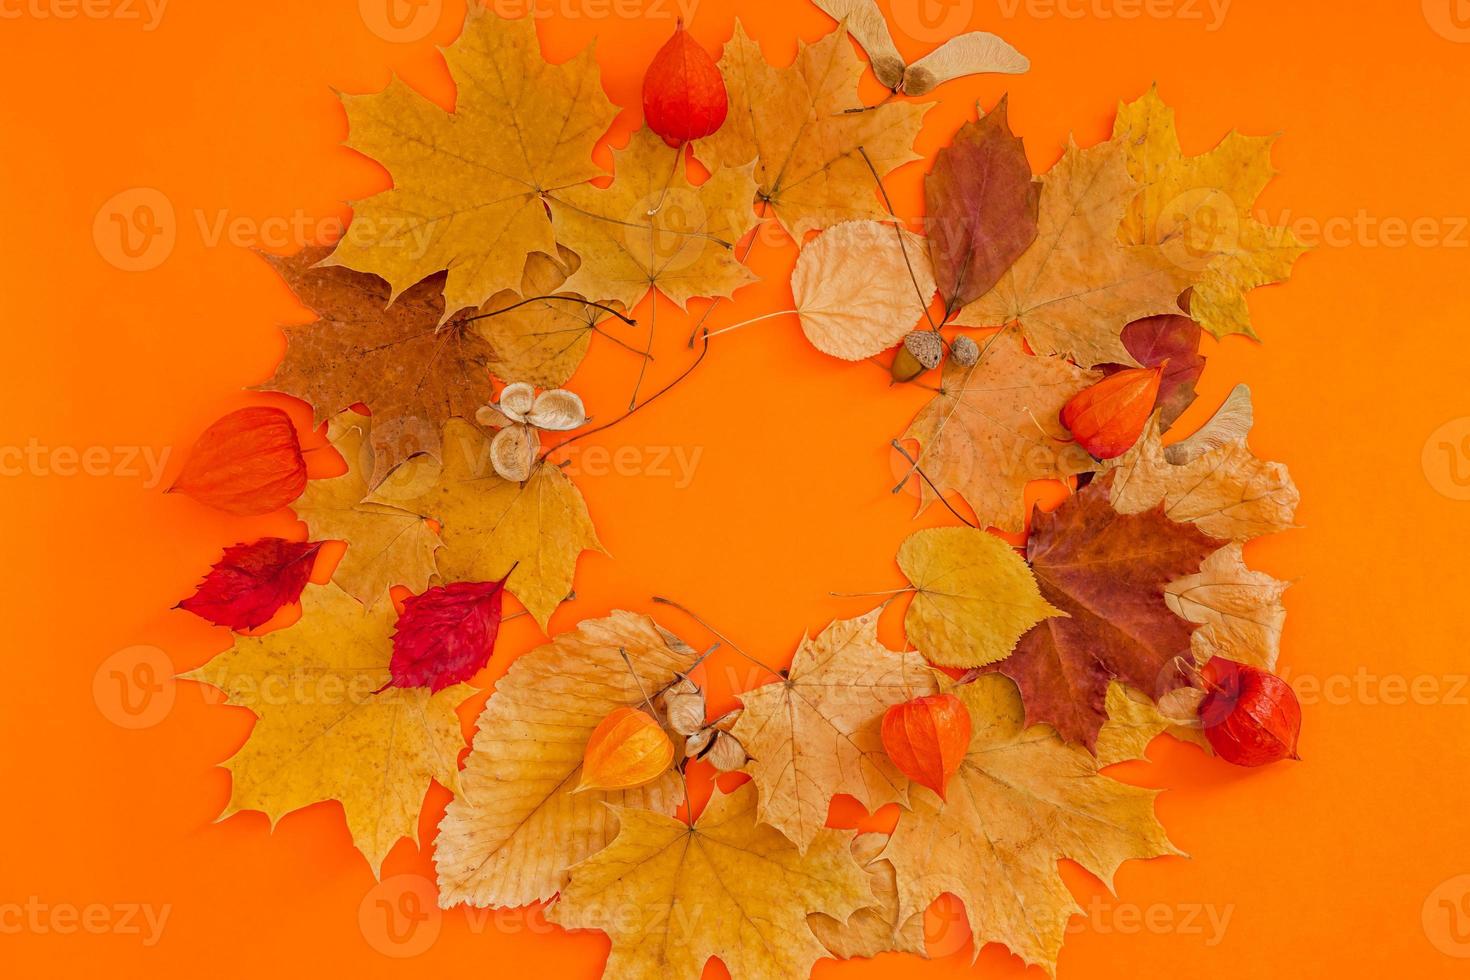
xmin=1114 ymin=86 xmax=1309 ymax=339
xmin=325 ymin=11 xmax=618 ymax=314
xmin=548 ymin=782 xmax=871 ymax=980
xmin=1094 ymin=682 xmax=1208 ymax=767
xmin=901 ymin=329 xmax=1099 ymax=533
xmin=369 ymin=418 xmax=601 ymax=629
xmin=548 ymin=127 xmax=760 ymax=311
xmin=732 ymin=608 xmax=939 ymax=853
xmin=292 ymin=411 xmax=440 ymax=608
xmin=807 ymin=831 xmax=926 ymax=960
xmin=183 ymin=584 xmax=470 ymax=876
xmin=436 ymin=611 xmax=697 ymax=908
xmin=953 ymin=138 xmax=1195 ymax=367
xmin=898 ymin=526 xmax=1063 ymax=668
xmin=697 ymin=21 xmax=927 ymax=239
xmin=884 ymin=675 xmax=1180 ymax=974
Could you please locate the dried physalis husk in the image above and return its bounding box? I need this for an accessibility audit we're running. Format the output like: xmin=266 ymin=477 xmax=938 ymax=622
xmin=498 ymin=382 xmax=536 ymax=422
xmin=659 ymin=676 xmax=706 ymax=737
xmin=489 ymin=424 xmax=538 ymax=482
xmin=704 ymin=731 xmax=747 ymax=772
xmin=527 ymin=389 xmax=587 ymax=431
xmin=578 ymin=706 xmax=676 ymax=791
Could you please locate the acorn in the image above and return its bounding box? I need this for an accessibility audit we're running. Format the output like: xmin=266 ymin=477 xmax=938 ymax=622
xmin=951 ymin=335 xmax=980 ymax=367
xmin=892 ymin=330 xmax=944 ymax=383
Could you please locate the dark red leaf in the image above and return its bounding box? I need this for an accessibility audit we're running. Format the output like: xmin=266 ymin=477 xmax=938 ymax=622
xmin=178 ymin=538 xmax=324 ymax=630
xmin=1103 ymin=314 xmax=1206 ymax=430
xmin=385 ymin=577 xmax=511 ymax=692
xmin=925 ymin=97 xmax=1040 ymax=318
xmin=168 ymin=406 xmax=306 ymax=515
xmin=997 ymin=473 xmax=1223 ymax=749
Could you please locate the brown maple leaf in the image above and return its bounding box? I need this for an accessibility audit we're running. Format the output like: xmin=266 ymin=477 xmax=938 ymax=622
xmin=997 ymin=472 xmax=1223 ymax=748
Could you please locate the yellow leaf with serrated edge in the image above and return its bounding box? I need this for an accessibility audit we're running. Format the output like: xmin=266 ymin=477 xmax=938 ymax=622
xmin=1114 ymin=86 xmax=1309 ymax=340
xmin=183 ymin=584 xmax=469 ymax=876
xmin=369 ymin=418 xmax=602 ymax=630
xmin=548 ymin=782 xmax=871 ymax=980
xmin=884 ymin=675 xmax=1180 ymax=975
xmin=953 ymin=138 xmax=1195 ymax=367
xmin=808 ymin=831 xmax=927 ymax=960
xmin=325 ymin=12 xmax=618 ymax=315
xmin=436 ymin=612 xmax=697 ymax=908
xmin=732 ymin=608 xmax=939 ymax=852
xmin=548 ymin=127 xmax=760 ymax=311
xmin=901 ymin=329 xmax=1099 ymax=533
xmin=292 ymin=411 xmax=440 ymax=609
xmin=697 ymin=21 xmax=926 ymax=239
xmin=898 ymin=526 xmax=1063 ymax=667
xmin=1094 ymin=682 xmax=1208 ymax=767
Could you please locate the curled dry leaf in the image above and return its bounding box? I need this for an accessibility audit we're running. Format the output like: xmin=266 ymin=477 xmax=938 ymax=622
xmin=326 ymin=12 xmax=618 ymax=314
xmin=791 ymin=220 xmax=936 ymax=361
xmin=898 ymin=526 xmax=1062 ymax=668
xmin=1164 ymin=382 xmax=1253 ymax=464
xmin=813 ymin=0 xmax=1028 ymax=94
xmin=291 ymin=412 xmax=440 ymax=609
xmin=436 ymin=612 xmax=698 ymax=908
xmin=548 ymin=782 xmax=872 ymax=980
xmin=884 ymin=675 xmax=1180 ymax=974
xmin=1107 ymin=387 xmax=1299 ymax=542
xmin=183 ymin=584 xmax=470 ymax=876
xmin=658 ymin=676 xmax=706 ymax=737
xmin=169 ymin=407 xmax=306 ymax=516
xmin=1168 ymin=543 xmax=1288 ymax=669
xmin=697 ymin=21 xmax=926 ymax=238
xmin=578 ymin=707 xmax=676 ymax=792
xmin=177 ymin=538 xmax=323 ymax=631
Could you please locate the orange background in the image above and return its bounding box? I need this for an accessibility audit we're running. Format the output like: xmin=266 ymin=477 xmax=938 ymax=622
xmin=4 ymin=0 xmax=1469 ymax=976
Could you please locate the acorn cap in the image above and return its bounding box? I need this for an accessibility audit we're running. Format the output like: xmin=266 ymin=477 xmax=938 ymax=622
xmin=903 ymin=330 xmax=944 ymax=370
xmin=951 ymin=335 xmax=980 ymax=367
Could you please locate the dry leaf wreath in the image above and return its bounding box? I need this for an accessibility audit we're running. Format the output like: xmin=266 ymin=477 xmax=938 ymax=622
xmin=169 ymin=6 xmax=1305 ymax=977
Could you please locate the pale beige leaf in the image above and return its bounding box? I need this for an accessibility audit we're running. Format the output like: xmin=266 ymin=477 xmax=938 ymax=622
xmin=548 ymin=782 xmax=871 ymax=980
xmin=733 ymin=609 xmax=939 ymax=852
xmin=435 ymin=611 xmax=698 ymax=908
xmin=291 ymin=412 xmax=440 ymax=609
xmin=1167 ymin=543 xmax=1288 ymax=669
xmin=183 ymin=584 xmax=469 ymax=876
xmin=1165 ymin=383 xmax=1253 ymax=464
xmin=885 ymin=675 xmax=1180 ymax=974
xmin=793 ymin=220 xmax=936 ymax=360
xmin=809 ymin=832 xmax=927 ymax=960
xmin=901 ymin=329 xmax=1100 ymax=532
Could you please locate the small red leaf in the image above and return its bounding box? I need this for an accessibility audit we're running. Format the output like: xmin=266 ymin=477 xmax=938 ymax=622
xmin=385 ymin=577 xmax=511 ymax=692
xmin=1104 ymin=314 xmax=1206 ymax=430
xmin=642 ymin=20 xmax=728 ymax=146
xmin=169 ymin=407 xmax=306 ymax=515
xmin=1198 ymin=657 xmax=1302 ymax=767
xmin=178 ymin=538 xmax=324 ymax=631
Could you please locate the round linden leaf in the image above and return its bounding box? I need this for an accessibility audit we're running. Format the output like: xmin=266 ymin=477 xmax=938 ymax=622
xmin=499 ymin=382 xmax=536 ymax=421
xmin=489 ymin=423 xmax=538 ymax=482
xmin=528 ymin=389 xmax=587 ymax=431
xmin=792 ymin=220 xmax=936 ymax=361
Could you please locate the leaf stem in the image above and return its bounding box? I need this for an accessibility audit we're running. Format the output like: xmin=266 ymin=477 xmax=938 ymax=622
xmin=889 ymin=439 xmax=979 ymax=528
xmin=704 ymin=309 xmax=799 ymax=339
xmin=651 ymin=596 xmax=785 ymax=681
xmin=857 ymin=145 xmax=938 ymax=332
xmin=456 ymin=295 xmax=636 ymax=327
